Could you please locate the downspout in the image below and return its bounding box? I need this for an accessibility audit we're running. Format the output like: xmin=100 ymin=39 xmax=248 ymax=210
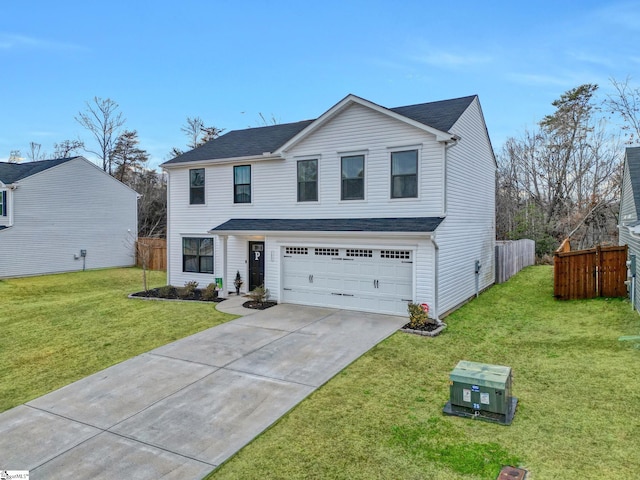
xmin=432 ymin=236 xmax=440 ymax=322
xmin=442 ymin=135 xmax=460 ymax=216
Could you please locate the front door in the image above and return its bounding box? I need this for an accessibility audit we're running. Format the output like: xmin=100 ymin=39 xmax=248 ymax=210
xmin=248 ymin=241 xmax=265 ymax=291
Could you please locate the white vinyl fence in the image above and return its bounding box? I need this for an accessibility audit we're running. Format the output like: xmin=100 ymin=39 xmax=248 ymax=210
xmin=495 ymin=239 xmax=536 ymax=284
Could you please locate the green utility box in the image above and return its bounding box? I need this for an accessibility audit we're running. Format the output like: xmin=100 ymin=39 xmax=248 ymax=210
xmin=443 ymin=360 xmax=517 ymax=425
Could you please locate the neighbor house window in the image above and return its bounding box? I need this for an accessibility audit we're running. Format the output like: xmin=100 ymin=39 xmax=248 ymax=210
xmin=189 ymin=168 xmax=205 ymax=204
xmin=341 ymin=155 xmax=364 ymax=200
xmin=391 ymin=150 xmax=418 ymax=198
xmin=182 ymin=237 xmax=214 ymax=274
xmin=234 ymin=165 xmax=251 ymax=203
xmin=297 ymin=159 xmax=318 ymax=202
xmin=0 ymin=191 xmax=6 ymax=217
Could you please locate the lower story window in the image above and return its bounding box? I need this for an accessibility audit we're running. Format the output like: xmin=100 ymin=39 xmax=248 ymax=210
xmin=183 ymin=237 xmax=214 ymax=274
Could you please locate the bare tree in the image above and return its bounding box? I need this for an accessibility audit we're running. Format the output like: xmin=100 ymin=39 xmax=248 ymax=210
xmin=181 ymin=116 xmax=223 ymax=149
xmin=26 ymin=142 xmax=46 ymax=162
xmin=604 ymin=76 xmax=640 ymax=145
xmin=75 ymin=97 xmax=125 ymax=174
xmin=8 ymin=150 xmax=22 ymax=163
xmin=53 ymin=139 xmax=85 ymax=158
xmin=497 ymin=84 xmax=622 ymax=255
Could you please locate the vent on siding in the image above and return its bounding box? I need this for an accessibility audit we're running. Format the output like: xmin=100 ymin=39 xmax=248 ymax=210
xmin=285 ymin=247 xmax=308 ymax=255
xmin=380 ymin=250 xmax=411 ymax=260
xmin=346 ymin=249 xmax=373 ymax=258
xmin=315 ymin=248 xmax=339 ymax=256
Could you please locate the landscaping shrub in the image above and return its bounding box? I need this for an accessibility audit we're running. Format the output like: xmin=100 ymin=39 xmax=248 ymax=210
xmin=182 ymin=280 xmax=199 ymax=299
xmin=202 ymin=283 xmax=218 ymax=301
xmin=247 ymin=284 xmax=269 ymax=303
xmin=157 ymin=285 xmax=178 ymax=299
xmin=407 ymin=303 xmax=436 ymax=329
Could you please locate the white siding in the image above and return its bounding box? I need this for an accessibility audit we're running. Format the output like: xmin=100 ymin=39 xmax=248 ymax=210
xmin=618 ymin=160 xmax=640 ymax=311
xmin=166 ymin=98 xmax=495 ymax=316
xmin=435 ymin=98 xmax=496 ymax=314
xmin=0 ymin=158 xmax=138 ymax=278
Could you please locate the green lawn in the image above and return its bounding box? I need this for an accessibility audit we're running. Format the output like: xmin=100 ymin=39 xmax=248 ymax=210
xmin=208 ymin=266 xmax=640 ymax=480
xmin=0 ymin=268 xmax=235 ymax=412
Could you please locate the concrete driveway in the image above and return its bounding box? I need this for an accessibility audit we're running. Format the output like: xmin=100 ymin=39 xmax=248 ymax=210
xmin=0 ymin=300 xmax=406 ymax=479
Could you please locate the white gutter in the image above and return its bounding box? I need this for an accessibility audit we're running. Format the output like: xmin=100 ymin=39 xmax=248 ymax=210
xmin=207 ymin=229 xmax=436 ymax=239
xmin=162 ymin=153 xmax=283 ymax=169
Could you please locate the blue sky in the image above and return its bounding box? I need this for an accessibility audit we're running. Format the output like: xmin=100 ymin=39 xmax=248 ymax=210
xmin=1 ymin=0 xmax=639 ymax=169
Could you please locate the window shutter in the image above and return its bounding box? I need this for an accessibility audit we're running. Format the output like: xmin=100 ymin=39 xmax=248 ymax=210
xmin=1 ymin=191 xmax=6 ymax=216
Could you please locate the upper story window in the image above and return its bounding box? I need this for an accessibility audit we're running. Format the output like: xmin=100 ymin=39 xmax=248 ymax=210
xmin=189 ymin=168 xmax=205 ymax=205
xmin=182 ymin=237 xmax=214 ymax=274
xmin=297 ymin=159 xmax=318 ymax=202
xmin=0 ymin=190 xmax=6 ymax=217
xmin=233 ymin=165 xmax=251 ymax=203
xmin=341 ymin=155 xmax=365 ymax=200
xmin=391 ymin=150 xmax=418 ymax=198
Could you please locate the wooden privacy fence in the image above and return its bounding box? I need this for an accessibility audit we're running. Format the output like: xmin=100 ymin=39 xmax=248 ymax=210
xmin=136 ymin=237 xmax=167 ymax=271
xmin=495 ymin=239 xmax=536 ymax=284
xmin=553 ymin=240 xmax=627 ymax=300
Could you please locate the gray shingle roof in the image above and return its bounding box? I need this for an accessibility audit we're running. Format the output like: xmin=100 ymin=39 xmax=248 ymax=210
xmin=162 ymin=95 xmax=477 ymax=166
xmin=389 ymin=95 xmax=476 ymax=132
xmin=0 ymin=157 xmax=77 ymax=184
xmin=210 ymin=217 xmax=444 ymax=233
xmin=627 ymin=147 xmax=640 ymax=218
xmin=164 ymin=120 xmax=314 ymax=165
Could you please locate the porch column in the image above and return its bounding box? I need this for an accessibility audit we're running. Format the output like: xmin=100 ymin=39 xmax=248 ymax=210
xmin=219 ymin=234 xmax=228 ymax=298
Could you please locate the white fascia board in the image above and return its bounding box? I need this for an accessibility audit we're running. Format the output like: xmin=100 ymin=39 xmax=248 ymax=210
xmin=161 ymin=154 xmax=283 ymax=170
xmin=208 ymin=229 xmax=434 ymax=239
xmin=275 ymin=94 xmax=455 ymax=154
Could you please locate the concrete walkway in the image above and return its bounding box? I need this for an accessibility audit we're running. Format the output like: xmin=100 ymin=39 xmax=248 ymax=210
xmin=0 ymin=298 xmax=406 ymax=479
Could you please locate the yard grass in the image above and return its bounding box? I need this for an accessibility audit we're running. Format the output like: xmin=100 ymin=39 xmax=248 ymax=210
xmin=209 ymin=266 xmax=640 ymax=480
xmin=0 ymin=268 xmax=235 ymax=412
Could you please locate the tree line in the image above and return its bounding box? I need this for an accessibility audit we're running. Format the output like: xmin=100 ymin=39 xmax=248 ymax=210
xmin=497 ymin=78 xmax=640 ymax=257
xmin=7 ymin=97 xmax=222 ymax=238
xmin=7 ymin=80 xmax=640 ymax=251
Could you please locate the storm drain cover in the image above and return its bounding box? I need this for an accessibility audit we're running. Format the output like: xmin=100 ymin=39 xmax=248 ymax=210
xmin=497 ymin=466 xmax=527 ymax=480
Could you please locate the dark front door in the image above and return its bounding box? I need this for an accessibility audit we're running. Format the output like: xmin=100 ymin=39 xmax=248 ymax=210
xmin=248 ymin=241 xmax=265 ymax=291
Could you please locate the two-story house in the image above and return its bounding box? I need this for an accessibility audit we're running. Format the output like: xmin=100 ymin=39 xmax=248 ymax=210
xmin=0 ymin=156 xmax=138 ymax=278
xmin=161 ymin=94 xmax=496 ymax=318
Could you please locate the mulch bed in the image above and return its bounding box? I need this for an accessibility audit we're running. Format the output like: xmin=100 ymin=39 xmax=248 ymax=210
xmin=243 ymin=300 xmax=277 ymax=310
xmin=400 ymin=321 xmax=447 ymax=337
xmin=130 ymin=287 xmax=225 ymax=302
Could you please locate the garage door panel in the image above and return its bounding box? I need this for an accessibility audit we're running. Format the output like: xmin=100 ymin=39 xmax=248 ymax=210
xmin=282 ymin=246 xmax=414 ymax=316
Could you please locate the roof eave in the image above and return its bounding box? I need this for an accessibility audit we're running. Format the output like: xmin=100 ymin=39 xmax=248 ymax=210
xmin=161 ymin=153 xmax=283 ymax=169
xmin=208 ymin=229 xmax=435 ymax=238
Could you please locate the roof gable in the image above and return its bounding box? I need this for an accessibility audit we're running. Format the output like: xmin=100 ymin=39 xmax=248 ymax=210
xmin=625 ymin=147 xmax=640 ymax=218
xmin=0 ymin=157 xmax=77 ymax=184
xmin=161 ymin=94 xmax=477 ymax=167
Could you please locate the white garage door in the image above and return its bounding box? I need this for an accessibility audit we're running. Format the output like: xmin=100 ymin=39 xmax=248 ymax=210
xmin=282 ymin=246 xmax=413 ymax=315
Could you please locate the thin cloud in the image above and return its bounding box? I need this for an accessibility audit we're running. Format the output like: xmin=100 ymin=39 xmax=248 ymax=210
xmin=507 ymin=73 xmax=580 ymax=88
xmin=0 ymin=33 xmax=86 ymax=52
xmin=410 ymin=49 xmax=492 ymax=68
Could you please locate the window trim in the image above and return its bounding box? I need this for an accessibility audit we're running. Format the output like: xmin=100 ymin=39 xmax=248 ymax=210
xmin=233 ymin=165 xmax=252 ymax=204
xmin=182 ymin=237 xmax=214 ymax=274
xmin=297 ymin=158 xmax=318 ymax=202
xmin=390 ymin=149 xmax=419 ymax=199
xmin=0 ymin=190 xmax=6 ymax=217
xmin=189 ymin=168 xmax=205 ymax=205
xmin=340 ymin=154 xmax=365 ymax=201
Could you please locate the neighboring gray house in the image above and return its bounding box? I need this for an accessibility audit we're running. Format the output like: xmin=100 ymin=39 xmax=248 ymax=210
xmin=0 ymin=156 xmax=138 ymax=278
xmin=618 ymin=146 xmax=640 ymax=311
xmin=162 ymin=94 xmax=496 ymax=318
